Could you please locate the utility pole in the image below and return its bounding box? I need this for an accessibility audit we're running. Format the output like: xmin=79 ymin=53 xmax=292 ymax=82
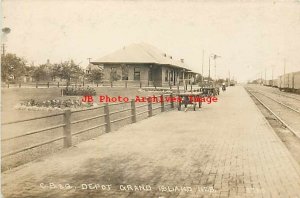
xmin=283 ymin=58 xmax=286 ymax=87
xmin=2 ymin=27 xmax=11 ymax=56
xmin=208 ymin=56 xmax=211 ymax=83
xmin=183 ymin=69 xmax=186 ymax=92
xmin=214 ymin=58 xmax=216 ymax=81
xmin=228 ymin=70 xmax=230 ymax=86
xmin=201 ymin=50 xmax=204 ymax=85
xmin=87 ymin=57 xmax=92 ymax=63
xmin=271 ymin=65 xmax=274 ymax=83
xmin=265 ymin=68 xmax=266 ymax=84
xmin=2 ymin=44 xmax=5 ymax=56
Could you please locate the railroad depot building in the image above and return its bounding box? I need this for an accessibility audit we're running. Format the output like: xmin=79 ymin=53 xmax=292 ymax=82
xmin=90 ymin=43 xmax=198 ymax=87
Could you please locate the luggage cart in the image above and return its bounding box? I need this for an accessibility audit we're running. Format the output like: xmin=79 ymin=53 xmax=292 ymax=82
xmin=177 ymin=92 xmax=203 ymax=111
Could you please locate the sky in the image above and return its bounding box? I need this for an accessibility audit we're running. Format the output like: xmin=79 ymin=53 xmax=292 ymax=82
xmin=2 ymin=0 xmax=300 ymax=82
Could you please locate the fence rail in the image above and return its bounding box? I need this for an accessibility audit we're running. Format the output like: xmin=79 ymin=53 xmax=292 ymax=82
xmin=2 ymin=80 xmax=202 ymax=90
xmin=2 ymin=94 xmax=175 ymax=159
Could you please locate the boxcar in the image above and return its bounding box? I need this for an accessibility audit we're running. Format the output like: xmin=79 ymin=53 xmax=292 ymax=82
xmin=272 ymin=79 xmax=278 ymax=88
xmin=294 ymin=71 xmax=300 ymax=90
xmin=278 ymin=71 xmax=300 ymax=92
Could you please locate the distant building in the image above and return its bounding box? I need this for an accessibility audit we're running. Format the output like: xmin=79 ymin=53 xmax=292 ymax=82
xmin=90 ymin=43 xmax=197 ymax=87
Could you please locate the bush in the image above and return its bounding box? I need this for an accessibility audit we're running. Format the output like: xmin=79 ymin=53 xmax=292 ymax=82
xmin=63 ymin=86 xmax=96 ymax=96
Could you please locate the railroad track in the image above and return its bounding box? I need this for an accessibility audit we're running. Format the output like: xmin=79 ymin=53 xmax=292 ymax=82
xmin=245 ymin=87 xmax=300 ymax=139
xmin=254 ymin=90 xmax=300 ymax=114
xmin=269 ymin=91 xmax=300 ymax=102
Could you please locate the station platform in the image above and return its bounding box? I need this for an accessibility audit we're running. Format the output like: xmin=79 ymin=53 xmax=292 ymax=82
xmin=2 ymin=86 xmax=300 ymax=198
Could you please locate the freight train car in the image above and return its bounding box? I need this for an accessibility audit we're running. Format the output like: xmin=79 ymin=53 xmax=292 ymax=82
xmin=278 ymin=71 xmax=300 ymax=93
xmin=272 ymin=79 xmax=278 ymax=88
xmin=267 ymin=80 xmax=272 ymax=86
xmin=263 ymin=80 xmax=273 ymax=86
xmin=294 ymin=71 xmax=300 ymax=90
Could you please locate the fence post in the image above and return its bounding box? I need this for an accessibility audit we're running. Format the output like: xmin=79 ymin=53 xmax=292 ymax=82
xmin=140 ymin=81 xmax=142 ymax=88
xmin=63 ymin=110 xmax=72 ymax=148
xmin=110 ymin=81 xmax=113 ymax=88
xmin=19 ymin=82 xmax=21 ymax=88
xmin=125 ymin=81 xmax=127 ymax=88
xmin=47 ymin=82 xmax=50 ymax=88
xmin=148 ymin=97 xmax=152 ymax=117
xmin=104 ymin=103 xmax=111 ymax=132
xmin=57 ymin=82 xmax=59 ymax=87
xmin=161 ymin=94 xmax=165 ymax=112
xmin=7 ymin=82 xmax=9 ymax=88
xmin=36 ymin=82 xmax=38 ymax=88
xmin=131 ymin=99 xmax=137 ymax=123
xmin=170 ymin=93 xmax=174 ymax=108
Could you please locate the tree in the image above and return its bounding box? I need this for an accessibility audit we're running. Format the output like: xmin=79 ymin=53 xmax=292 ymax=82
xmin=25 ymin=65 xmax=35 ymax=79
xmin=87 ymin=69 xmax=104 ymax=84
xmin=59 ymin=60 xmax=84 ymax=83
xmin=1 ymin=53 xmax=26 ymax=82
xmin=32 ymin=65 xmax=49 ymax=81
xmin=69 ymin=60 xmax=84 ymax=82
xmin=50 ymin=63 xmax=62 ymax=81
xmin=110 ymin=68 xmax=121 ymax=82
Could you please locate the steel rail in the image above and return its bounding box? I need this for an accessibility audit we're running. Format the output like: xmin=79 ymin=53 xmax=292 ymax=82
xmin=269 ymin=91 xmax=300 ymax=102
xmin=255 ymin=91 xmax=300 ymax=114
xmin=246 ymin=88 xmax=300 ymax=138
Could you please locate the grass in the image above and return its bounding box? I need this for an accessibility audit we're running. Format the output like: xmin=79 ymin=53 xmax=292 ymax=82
xmin=1 ymin=87 xmax=172 ymax=171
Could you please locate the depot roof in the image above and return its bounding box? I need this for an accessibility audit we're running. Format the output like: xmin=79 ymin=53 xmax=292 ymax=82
xmin=91 ymin=43 xmax=192 ymax=71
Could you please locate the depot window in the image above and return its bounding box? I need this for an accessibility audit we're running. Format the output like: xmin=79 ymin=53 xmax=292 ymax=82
xmin=134 ymin=67 xmax=140 ymax=80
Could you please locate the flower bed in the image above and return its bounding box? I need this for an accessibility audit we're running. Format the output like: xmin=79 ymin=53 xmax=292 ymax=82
xmin=15 ymin=98 xmax=98 ymax=111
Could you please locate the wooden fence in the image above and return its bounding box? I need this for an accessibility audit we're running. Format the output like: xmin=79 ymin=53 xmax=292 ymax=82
xmin=2 ymin=80 xmax=197 ymax=89
xmin=2 ymin=81 xmax=91 ymax=88
xmin=1 ymin=94 xmax=175 ymax=159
